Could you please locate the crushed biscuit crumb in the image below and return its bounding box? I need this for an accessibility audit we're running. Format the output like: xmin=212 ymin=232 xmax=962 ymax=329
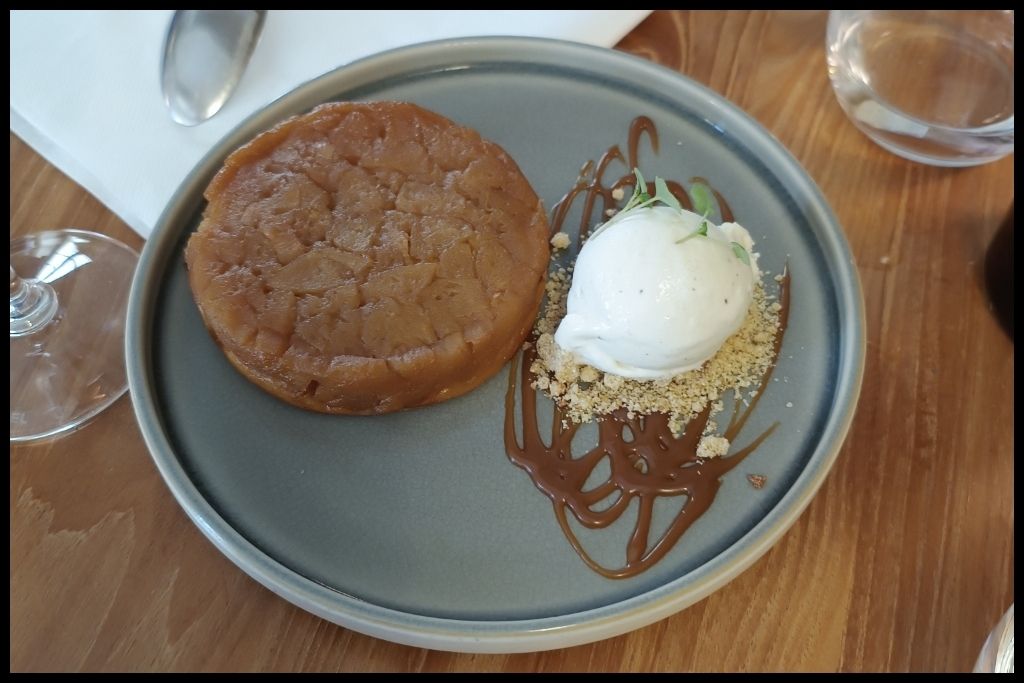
xmin=747 ymin=474 xmax=767 ymax=489
xmin=611 ymin=187 xmax=625 ymax=200
xmin=602 ymin=373 xmax=624 ymax=391
xmin=697 ymin=435 xmax=730 ymax=459
xmin=550 ymin=232 xmax=571 ymax=250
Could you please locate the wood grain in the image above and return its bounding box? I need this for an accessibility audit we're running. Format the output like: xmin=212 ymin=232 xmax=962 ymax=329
xmin=10 ymin=10 xmax=1014 ymax=672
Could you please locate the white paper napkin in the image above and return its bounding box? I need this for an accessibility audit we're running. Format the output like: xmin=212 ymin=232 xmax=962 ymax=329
xmin=10 ymin=10 xmax=652 ymax=238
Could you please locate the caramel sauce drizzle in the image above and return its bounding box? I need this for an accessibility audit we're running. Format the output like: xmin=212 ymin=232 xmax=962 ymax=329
xmin=504 ymin=117 xmax=790 ymax=579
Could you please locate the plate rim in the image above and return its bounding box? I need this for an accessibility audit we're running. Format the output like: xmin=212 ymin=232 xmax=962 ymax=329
xmin=126 ymin=35 xmax=866 ymax=653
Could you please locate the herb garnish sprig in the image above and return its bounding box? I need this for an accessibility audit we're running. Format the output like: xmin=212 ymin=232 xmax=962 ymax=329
xmin=617 ymin=168 xmax=752 ymax=269
xmin=620 ymin=169 xmax=684 ymax=214
xmin=674 ymin=179 xmax=714 ymax=245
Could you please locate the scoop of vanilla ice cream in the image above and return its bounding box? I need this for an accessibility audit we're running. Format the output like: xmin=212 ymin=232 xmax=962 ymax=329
xmin=554 ymin=205 xmax=760 ymax=380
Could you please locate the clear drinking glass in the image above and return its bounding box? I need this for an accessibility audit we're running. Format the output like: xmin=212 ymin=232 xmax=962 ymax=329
xmin=827 ymin=10 xmax=1014 ymax=167
xmin=974 ymin=603 xmax=1014 ymax=673
xmin=10 ymin=230 xmax=138 ymax=443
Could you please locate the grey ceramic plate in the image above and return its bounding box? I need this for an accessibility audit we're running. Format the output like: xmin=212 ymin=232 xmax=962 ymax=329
xmin=127 ymin=37 xmax=865 ymax=653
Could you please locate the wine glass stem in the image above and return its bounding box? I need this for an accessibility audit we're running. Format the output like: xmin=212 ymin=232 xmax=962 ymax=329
xmin=10 ymin=265 xmax=59 ymax=337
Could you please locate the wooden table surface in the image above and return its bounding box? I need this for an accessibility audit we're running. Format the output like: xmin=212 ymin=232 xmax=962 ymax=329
xmin=10 ymin=10 xmax=1014 ymax=672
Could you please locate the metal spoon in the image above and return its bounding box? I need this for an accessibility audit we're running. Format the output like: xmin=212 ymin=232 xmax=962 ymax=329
xmin=161 ymin=10 xmax=267 ymax=126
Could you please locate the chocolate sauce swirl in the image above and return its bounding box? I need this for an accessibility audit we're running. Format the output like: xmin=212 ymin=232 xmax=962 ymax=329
xmin=504 ymin=117 xmax=790 ymax=579
xmin=548 ymin=116 xmax=735 ymax=242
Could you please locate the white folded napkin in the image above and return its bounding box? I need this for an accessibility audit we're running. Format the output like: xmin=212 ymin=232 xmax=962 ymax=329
xmin=10 ymin=10 xmax=652 ymax=238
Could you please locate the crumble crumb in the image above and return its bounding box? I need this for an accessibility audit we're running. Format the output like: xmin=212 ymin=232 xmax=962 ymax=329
xmin=550 ymin=232 xmax=571 ymax=250
xmin=785 ymin=401 xmax=794 ymax=408
xmin=879 ymin=255 xmax=890 ymax=265
xmin=611 ymin=187 xmax=625 ymax=200
xmin=602 ymin=373 xmax=624 ymax=390
xmin=604 ymin=208 xmax=617 ymax=217
xmin=697 ymin=435 xmax=730 ymax=459
xmin=747 ymin=474 xmax=767 ymax=489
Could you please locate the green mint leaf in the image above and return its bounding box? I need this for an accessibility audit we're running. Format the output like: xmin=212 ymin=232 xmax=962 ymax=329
xmin=675 ymin=220 xmax=710 ymax=245
xmin=654 ymin=177 xmax=683 ymax=211
xmin=621 ymin=168 xmax=650 ymax=212
xmin=731 ymin=241 xmax=751 ymax=266
xmin=633 ymin=168 xmax=648 ymax=197
xmin=689 ymin=182 xmax=714 ymax=217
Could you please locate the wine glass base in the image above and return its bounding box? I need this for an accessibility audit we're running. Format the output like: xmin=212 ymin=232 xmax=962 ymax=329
xmin=10 ymin=230 xmax=138 ymax=443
